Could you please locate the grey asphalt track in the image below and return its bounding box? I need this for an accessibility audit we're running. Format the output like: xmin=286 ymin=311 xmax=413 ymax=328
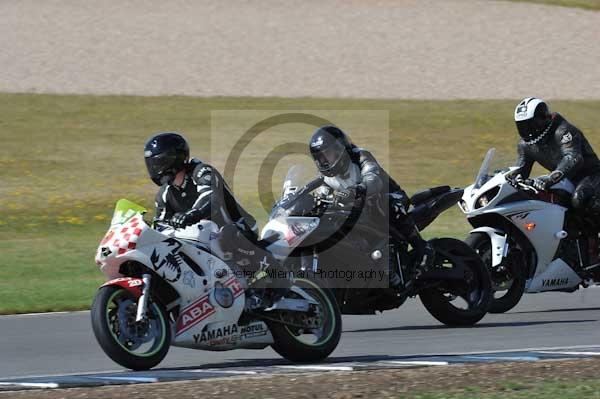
xmin=1 ymin=290 xmax=599 ymax=379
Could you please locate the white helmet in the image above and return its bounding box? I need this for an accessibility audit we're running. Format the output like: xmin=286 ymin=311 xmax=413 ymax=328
xmin=514 ymin=98 xmax=552 ymax=143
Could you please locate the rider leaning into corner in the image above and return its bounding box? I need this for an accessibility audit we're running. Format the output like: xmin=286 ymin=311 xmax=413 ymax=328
xmin=308 ymin=125 xmax=435 ymax=286
xmin=143 ymin=132 xmax=286 ymax=300
xmin=513 ymin=97 xmax=600 ymax=215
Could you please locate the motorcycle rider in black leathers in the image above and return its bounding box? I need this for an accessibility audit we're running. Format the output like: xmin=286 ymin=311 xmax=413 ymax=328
xmin=144 ymin=132 xmax=258 ymax=233
xmin=309 ymin=125 xmax=435 ymax=285
xmin=144 ymin=132 xmax=285 ymax=297
xmin=513 ymin=98 xmax=600 ymax=215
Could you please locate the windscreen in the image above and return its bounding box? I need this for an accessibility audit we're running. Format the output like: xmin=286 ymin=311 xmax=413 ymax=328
xmin=281 ymin=164 xmax=314 ymax=200
xmin=110 ymin=199 xmax=147 ymax=226
xmin=474 ymin=148 xmax=496 ymax=189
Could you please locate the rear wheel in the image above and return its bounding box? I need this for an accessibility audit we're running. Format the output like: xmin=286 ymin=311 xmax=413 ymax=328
xmin=267 ymin=278 xmax=341 ymax=363
xmin=419 ymin=238 xmax=492 ymax=326
xmin=465 ymin=233 xmax=526 ymax=314
xmin=91 ymin=285 xmax=171 ymax=370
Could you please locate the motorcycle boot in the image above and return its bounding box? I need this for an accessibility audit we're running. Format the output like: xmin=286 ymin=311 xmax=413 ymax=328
xmin=406 ymin=229 xmax=436 ymax=278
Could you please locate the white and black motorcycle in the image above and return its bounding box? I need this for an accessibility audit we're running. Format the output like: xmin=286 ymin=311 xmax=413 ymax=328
xmin=460 ymin=148 xmax=600 ymax=313
xmin=261 ymin=165 xmax=491 ymax=327
xmin=92 ymin=199 xmax=341 ymax=370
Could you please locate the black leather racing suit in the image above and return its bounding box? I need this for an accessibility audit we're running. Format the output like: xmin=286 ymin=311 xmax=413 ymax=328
xmin=154 ymin=159 xmax=257 ymax=232
xmin=315 ymin=146 xmax=431 ymax=267
xmin=516 ymin=113 xmax=600 ymax=214
xmin=154 ymin=159 xmax=284 ymax=286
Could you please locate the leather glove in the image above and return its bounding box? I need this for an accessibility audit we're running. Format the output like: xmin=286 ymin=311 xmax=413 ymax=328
xmin=334 ymin=185 xmax=365 ymax=209
xmin=170 ymin=209 xmax=203 ymax=229
xmin=355 ymin=183 xmax=367 ymax=197
xmin=507 ymin=173 xmax=523 ymax=187
xmin=532 ymin=171 xmax=564 ymax=191
xmin=353 ymin=184 xmax=367 ymax=209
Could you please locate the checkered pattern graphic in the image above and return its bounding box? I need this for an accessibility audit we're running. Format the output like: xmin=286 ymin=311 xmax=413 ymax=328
xmin=103 ymin=217 xmax=144 ymax=255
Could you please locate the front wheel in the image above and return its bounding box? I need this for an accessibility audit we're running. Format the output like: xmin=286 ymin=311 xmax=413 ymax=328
xmin=91 ymin=285 xmax=171 ymax=370
xmin=419 ymin=238 xmax=492 ymax=326
xmin=465 ymin=233 xmax=527 ymax=314
xmin=267 ymin=278 xmax=342 ymax=363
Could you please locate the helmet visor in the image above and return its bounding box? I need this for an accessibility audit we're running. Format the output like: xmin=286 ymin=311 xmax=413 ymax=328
xmin=145 ymin=152 xmax=177 ymax=184
xmin=516 ymin=119 xmax=536 ymax=140
xmin=313 ymin=141 xmax=346 ymax=171
xmin=516 ymin=114 xmax=549 ymax=142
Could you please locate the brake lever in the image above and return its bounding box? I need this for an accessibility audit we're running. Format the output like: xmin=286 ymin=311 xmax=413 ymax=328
xmin=516 ymin=181 xmax=539 ymax=195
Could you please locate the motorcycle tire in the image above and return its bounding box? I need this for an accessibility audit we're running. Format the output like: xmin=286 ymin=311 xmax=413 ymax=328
xmin=91 ymin=285 xmax=171 ymax=371
xmin=267 ymin=278 xmax=342 ymax=363
xmin=419 ymin=237 xmax=492 ymax=326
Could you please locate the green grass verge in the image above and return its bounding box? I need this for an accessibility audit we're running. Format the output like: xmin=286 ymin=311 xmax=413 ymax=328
xmin=1 ymin=94 xmax=599 ymax=314
xmin=409 ymin=378 xmax=600 ymax=398
xmin=507 ymin=0 xmax=600 ymax=10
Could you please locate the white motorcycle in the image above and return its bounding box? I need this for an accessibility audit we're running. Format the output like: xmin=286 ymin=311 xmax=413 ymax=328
xmin=460 ymin=148 xmax=600 ymax=313
xmin=92 ymin=199 xmax=341 ymax=370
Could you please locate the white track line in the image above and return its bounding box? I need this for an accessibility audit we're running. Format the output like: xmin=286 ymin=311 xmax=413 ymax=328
xmin=462 ymin=355 xmax=539 ymax=361
xmin=185 ymin=370 xmax=259 ymax=375
xmin=385 ymin=361 xmax=449 ymax=366
xmin=87 ymin=376 xmax=158 ymax=383
xmin=0 ymin=368 xmax=124 ymax=380
xmin=278 ymin=365 xmax=353 ymax=371
xmin=4 ymin=344 xmax=600 ymax=381
xmin=0 ymin=382 xmax=59 ymax=389
xmin=396 ymin=344 xmax=600 ymax=359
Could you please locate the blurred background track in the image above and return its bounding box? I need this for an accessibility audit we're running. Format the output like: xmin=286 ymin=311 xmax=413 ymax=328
xmin=0 ymin=0 xmax=598 ymax=99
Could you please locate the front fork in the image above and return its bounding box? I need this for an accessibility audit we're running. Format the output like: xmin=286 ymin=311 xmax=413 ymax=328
xmin=135 ymin=273 xmax=152 ymax=322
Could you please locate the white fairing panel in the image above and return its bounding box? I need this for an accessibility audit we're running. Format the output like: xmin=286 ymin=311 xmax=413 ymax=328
xmin=526 ymin=259 xmax=582 ymax=293
xmin=261 ymin=216 xmax=320 ymax=259
xmin=175 ymin=320 xmax=274 ymax=350
xmin=470 ymin=227 xmax=507 ymax=267
xmin=500 ymin=201 xmax=567 ymax=276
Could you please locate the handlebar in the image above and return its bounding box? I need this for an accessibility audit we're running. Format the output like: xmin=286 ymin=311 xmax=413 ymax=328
xmin=506 ymin=174 xmax=540 ymax=195
xmin=316 ymin=198 xmax=355 ymax=217
xmin=516 ymin=181 xmax=540 ymax=195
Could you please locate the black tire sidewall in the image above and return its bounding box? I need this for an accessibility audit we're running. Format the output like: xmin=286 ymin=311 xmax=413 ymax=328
xmin=91 ymin=285 xmax=171 ymax=371
xmin=419 ymin=238 xmax=492 ymax=326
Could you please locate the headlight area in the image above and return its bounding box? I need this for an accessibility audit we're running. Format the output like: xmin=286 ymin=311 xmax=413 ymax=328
xmin=474 ymin=186 xmax=500 ymax=209
xmin=458 ymin=199 xmax=468 ymax=213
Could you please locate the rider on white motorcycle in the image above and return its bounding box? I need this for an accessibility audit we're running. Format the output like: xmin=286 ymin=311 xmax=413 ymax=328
xmin=144 ymin=132 xmax=282 ymax=288
xmin=514 ymin=98 xmax=600 ymax=216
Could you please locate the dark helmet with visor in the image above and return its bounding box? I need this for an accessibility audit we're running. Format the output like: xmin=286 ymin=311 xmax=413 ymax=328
xmin=309 ymin=125 xmax=353 ymax=177
xmin=514 ymin=98 xmax=552 ymax=143
xmin=144 ymin=132 xmax=189 ymax=186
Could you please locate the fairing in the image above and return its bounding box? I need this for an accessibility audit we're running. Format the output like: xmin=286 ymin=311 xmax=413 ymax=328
xmin=95 ymin=199 xmax=274 ymax=351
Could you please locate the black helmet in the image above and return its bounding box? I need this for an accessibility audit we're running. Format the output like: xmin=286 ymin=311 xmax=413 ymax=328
xmin=514 ymin=98 xmax=552 ymax=143
xmin=144 ymin=132 xmax=189 ymax=186
xmin=309 ymin=125 xmax=353 ymax=177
